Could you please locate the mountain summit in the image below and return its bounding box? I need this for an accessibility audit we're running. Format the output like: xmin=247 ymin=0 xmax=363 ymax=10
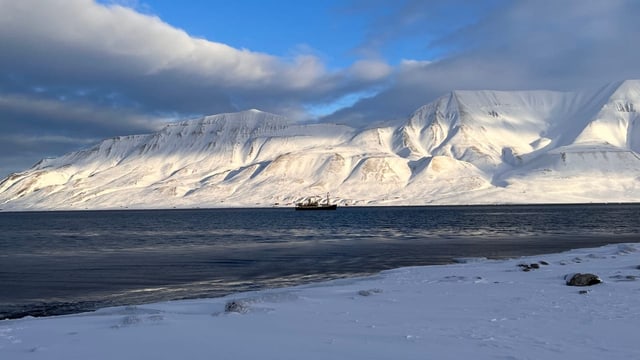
xmin=2 ymin=82 xmax=640 ymax=210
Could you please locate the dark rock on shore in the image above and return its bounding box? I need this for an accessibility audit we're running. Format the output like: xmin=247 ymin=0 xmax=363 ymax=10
xmin=225 ymin=300 xmax=250 ymax=314
xmin=565 ymin=273 xmax=602 ymax=286
xmin=518 ymin=262 xmax=545 ymax=272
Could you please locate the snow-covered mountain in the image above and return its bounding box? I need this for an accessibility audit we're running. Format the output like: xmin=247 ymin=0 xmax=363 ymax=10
xmin=2 ymin=81 xmax=640 ymax=210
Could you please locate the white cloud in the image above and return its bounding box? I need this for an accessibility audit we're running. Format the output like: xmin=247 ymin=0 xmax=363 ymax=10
xmin=347 ymin=60 xmax=392 ymax=82
xmin=399 ymin=59 xmax=431 ymax=69
xmin=0 ymin=0 xmax=333 ymax=91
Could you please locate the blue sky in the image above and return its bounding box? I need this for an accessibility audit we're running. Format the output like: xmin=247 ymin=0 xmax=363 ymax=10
xmin=125 ymin=0 xmax=490 ymax=69
xmin=133 ymin=1 xmax=365 ymax=68
xmin=1 ymin=0 xmax=640 ymax=177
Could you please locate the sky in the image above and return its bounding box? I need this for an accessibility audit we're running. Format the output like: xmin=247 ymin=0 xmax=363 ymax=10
xmin=1 ymin=0 xmax=640 ymax=177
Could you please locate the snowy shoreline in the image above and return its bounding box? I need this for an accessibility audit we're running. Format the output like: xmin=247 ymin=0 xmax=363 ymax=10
xmin=3 ymin=201 xmax=640 ymax=213
xmin=2 ymin=242 xmax=640 ymax=359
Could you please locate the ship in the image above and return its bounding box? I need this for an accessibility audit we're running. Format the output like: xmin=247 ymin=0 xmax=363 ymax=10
xmin=295 ymin=193 xmax=337 ymax=210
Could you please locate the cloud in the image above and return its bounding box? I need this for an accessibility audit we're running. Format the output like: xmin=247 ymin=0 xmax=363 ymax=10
xmin=347 ymin=60 xmax=393 ymax=81
xmin=0 ymin=1 xmax=340 ymax=107
xmin=0 ymin=92 xmax=166 ymax=176
xmin=327 ymin=0 xmax=640 ymax=125
xmin=344 ymin=0 xmax=505 ymax=59
xmin=0 ymin=93 xmax=162 ymax=135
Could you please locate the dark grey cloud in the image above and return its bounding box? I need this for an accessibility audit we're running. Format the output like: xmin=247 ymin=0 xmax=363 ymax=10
xmin=327 ymin=0 xmax=640 ymax=125
xmin=0 ymin=93 xmax=164 ymax=176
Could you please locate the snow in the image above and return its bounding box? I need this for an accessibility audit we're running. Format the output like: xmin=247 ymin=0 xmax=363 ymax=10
xmin=2 ymin=81 xmax=640 ymax=210
xmin=1 ymin=243 xmax=639 ymax=359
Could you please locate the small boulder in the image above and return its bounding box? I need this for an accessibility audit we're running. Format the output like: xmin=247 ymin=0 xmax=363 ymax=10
xmin=517 ymin=263 xmax=542 ymax=271
xmin=517 ymin=264 xmax=531 ymax=271
xmin=565 ymin=273 xmax=602 ymax=287
xmin=225 ymin=300 xmax=249 ymax=314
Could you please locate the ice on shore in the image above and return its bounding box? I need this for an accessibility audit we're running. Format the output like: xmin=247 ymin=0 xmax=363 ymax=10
xmin=1 ymin=243 xmax=639 ymax=359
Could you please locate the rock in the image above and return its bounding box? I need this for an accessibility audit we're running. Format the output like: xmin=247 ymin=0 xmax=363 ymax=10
xmin=518 ymin=263 xmax=542 ymax=271
xmin=225 ymin=300 xmax=249 ymax=314
xmin=358 ymin=288 xmax=383 ymax=296
xmin=579 ymin=290 xmax=589 ymax=295
xmin=518 ymin=263 xmax=531 ymax=271
xmin=565 ymin=273 xmax=602 ymax=286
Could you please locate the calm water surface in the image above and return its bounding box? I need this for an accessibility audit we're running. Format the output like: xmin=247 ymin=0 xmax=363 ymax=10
xmin=1 ymin=204 xmax=639 ymax=319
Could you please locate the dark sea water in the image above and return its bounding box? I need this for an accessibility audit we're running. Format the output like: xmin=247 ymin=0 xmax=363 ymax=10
xmin=1 ymin=204 xmax=640 ymax=319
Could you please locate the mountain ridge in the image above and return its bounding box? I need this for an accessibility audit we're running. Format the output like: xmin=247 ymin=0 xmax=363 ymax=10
xmin=2 ymin=81 xmax=640 ymax=210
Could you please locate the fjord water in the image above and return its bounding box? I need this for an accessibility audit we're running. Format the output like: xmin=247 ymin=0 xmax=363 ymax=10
xmin=1 ymin=204 xmax=639 ymax=319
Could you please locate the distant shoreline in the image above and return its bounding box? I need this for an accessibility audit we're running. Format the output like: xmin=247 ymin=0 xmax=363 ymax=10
xmin=3 ymin=201 xmax=640 ymax=213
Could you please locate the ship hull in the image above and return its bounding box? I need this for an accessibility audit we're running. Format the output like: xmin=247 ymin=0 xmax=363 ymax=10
xmin=294 ymin=204 xmax=337 ymax=211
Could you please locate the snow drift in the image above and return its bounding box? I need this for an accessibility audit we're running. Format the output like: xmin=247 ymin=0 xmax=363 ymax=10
xmin=2 ymin=81 xmax=640 ymax=210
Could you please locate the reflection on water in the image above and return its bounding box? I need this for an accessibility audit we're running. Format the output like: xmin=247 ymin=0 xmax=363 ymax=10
xmin=1 ymin=204 xmax=640 ymax=318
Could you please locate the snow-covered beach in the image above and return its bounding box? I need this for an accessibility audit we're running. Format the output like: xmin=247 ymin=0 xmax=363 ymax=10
xmin=2 ymin=242 xmax=639 ymax=360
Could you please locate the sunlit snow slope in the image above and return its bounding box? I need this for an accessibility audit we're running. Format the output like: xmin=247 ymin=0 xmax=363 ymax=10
xmin=2 ymin=81 xmax=640 ymax=210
